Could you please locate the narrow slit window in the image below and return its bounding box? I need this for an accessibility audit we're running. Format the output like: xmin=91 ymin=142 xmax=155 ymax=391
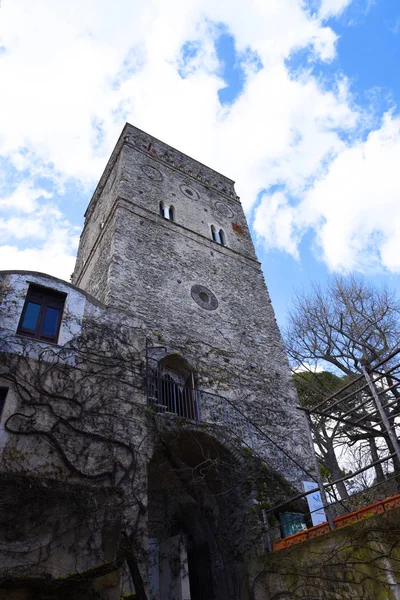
xmin=17 ymin=285 xmax=66 ymax=344
xmin=219 ymin=229 xmax=226 ymax=246
xmin=159 ymin=201 xmax=165 ymax=218
xmin=211 ymin=225 xmax=217 ymax=242
xmin=169 ymin=206 xmax=175 ymax=222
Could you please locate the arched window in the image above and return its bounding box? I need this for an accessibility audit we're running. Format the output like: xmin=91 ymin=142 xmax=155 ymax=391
xmin=169 ymin=205 xmax=175 ymax=222
xmin=159 ymin=201 xmax=165 ymax=218
xmin=210 ymin=225 xmax=226 ymax=246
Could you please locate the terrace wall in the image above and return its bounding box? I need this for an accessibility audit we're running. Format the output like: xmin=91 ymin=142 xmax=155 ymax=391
xmin=245 ymin=505 xmax=400 ymax=600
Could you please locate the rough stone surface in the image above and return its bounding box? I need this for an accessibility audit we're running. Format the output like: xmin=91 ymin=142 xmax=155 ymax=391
xmin=72 ymin=122 xmax=313 ymax=485
xmin=0 ymin=124 xmax=316 ymax=599
xmin=246 ymin=506 xmax=400 ymax=600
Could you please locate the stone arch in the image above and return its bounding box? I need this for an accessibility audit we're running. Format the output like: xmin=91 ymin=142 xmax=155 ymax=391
xmin=158 ymin=353 xmax=194 ymax=382
xmin=147 ymin=427 xmax=255 ymax=600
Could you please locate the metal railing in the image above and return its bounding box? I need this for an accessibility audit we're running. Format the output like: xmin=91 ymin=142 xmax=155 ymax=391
xmin=144 ymin=341 xmax=317 ymax=486
xmin=147 ymin=372 xmax=256 ymax=449
xmin=147 ymin=373 xmax=200 ymax=420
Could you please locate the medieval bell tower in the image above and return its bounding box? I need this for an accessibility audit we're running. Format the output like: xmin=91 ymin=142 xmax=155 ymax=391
xmin=72 ymin=123 xmax=311 ymax=486
xmin=76 ymin=123 xmax=315 ymax=599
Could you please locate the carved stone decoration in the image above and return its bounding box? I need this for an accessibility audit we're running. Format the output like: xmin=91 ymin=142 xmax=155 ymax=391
xmin=180 ymin=184 xmax=200 ymax=200
xmin=141 ymin=164 xmax=163 ymax=182
xmin=215 ymin=201 xmax=235 ymax=219
xmin=190 ymin=284 xmax=218 ymax=311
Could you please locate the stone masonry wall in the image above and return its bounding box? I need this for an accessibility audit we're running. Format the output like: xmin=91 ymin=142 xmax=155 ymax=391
xmin=72 ymin=123 xmax=314 ymax=487
xmin=0 ymin=271 xmax=150 ymax=597
xmin=245 ymin=507 xmax=400 ymax=600
xmin=73 ymin=122 xmax=256 ymax=288
xmin=108 ymin=200 xmax=310 ymax=482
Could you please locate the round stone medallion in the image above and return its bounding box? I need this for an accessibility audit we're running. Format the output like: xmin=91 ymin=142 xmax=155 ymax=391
xmin=215 ymin=201 xmax=234 ymax=219
xmin=180 ymin=184 xmax=199 ymax=200
xmin=141 ymin=164 xmax=163 ymax=182
xmin=191 ymin=285 xmax=218 ymax=311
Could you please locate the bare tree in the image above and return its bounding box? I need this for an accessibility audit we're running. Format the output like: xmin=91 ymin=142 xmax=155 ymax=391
xmin=286 ymin=275 xmax=400 ymax=374
xmin=294 ymin=371 xmax=350 ymax=500
xmin=286 ymin=274 xmax=400 ymax=488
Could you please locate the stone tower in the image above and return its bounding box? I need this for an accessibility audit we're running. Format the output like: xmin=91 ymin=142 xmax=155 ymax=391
xmin=71 ymin=123 xmax=312 ymax=599
xmin=72 ymin=123 xmax=310 ymax=484
xmin=0 ymin=124 xmax=314 ymax=600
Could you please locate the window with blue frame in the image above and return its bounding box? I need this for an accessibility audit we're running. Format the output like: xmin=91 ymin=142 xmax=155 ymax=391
xmin=17 ymin=285 xmax=66 ymax=343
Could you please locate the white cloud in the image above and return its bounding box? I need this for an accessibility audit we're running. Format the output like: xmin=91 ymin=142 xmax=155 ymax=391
xmin=0 ymin=183 xmax=52 ymax=213
xmin=0 ymin=243 xmax=77 ymax=281
xmin=389 ymin=16 xmax=400 ymax=36
xmin=0 ymin=200 xmax=79 ymax=278
xmin=0 ymin=0 xmax=342 ymax=183
xmin=0 ymin=182 xmax=79 ymax=277
xmin=1 ymin=0 xmax=397 ymax=281
xmin=254 ymin=112 xmax=400 ymax=273
xmin=307 ymin=112 xmax=400 ymax=272
xmin=319 ymin=0 xmax=353 ymax=19
xmin=253 ymin=192 xmax=302 ymax=258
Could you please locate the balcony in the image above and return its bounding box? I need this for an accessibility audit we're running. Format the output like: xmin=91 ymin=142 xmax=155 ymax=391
xmin=146 ymin=372 xmax=256 ymax=449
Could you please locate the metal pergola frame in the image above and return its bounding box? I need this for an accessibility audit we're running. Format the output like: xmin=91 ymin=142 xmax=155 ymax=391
xmin=282 ymin=348 xmax=400 ymax=531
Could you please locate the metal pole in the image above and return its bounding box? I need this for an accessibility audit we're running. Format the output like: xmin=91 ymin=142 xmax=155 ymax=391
xmin=303 ymin=410 xmax=335 ymax=531
xmin=362 ymin=366 xmax=400 ymax=465
xmin=196 ymin=390 xmax=201 ymax=422
xmin=261 ymin=508 xmax=272 ymax=553
xmin=262 ymin=451 xmax=396 ymax=517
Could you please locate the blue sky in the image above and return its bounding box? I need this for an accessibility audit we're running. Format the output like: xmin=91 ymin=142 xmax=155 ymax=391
xmin=254 ymin=0 xmax=400 ymax=325
xmin=1 ymin=0 xmax=400 ymax=329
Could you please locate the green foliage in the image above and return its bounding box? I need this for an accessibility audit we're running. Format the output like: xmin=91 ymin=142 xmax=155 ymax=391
xmin=293 ymin=370 xmax=345 ymax=408
xmin=242 ymin=446 xmax=254 ymax=458
xmin=319 ymin=461 xmax=346 ymax=482
xmin=319 ymin=462 xmax=332 ymax=481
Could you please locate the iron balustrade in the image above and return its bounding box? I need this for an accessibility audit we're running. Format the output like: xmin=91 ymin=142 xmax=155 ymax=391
xmin=148 ymin=372 xmax=199 ymax=420
xmin=147 ymin=372 xmax=255 ymax=449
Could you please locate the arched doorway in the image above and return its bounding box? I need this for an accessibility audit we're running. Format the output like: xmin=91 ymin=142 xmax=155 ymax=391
xmin=147 ymin=429 xmax=251 ymax=600
xmin=148 ymin=354 xmax=198 ymax=420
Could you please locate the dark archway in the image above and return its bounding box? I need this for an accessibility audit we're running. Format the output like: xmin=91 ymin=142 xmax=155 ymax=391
xmin=147 ymin=428 xmax=253 ymax=600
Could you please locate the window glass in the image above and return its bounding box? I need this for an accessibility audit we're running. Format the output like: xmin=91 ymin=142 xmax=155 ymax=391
xmin=42 ymin=306 xmax=61 ymax=336
xmin=211 ymin=225 xmax=226 ymax=245
xmin=22 ymin=302 xmax=41 ymax=330
xmin=17 ymin=285 xmax=66 ymax=343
